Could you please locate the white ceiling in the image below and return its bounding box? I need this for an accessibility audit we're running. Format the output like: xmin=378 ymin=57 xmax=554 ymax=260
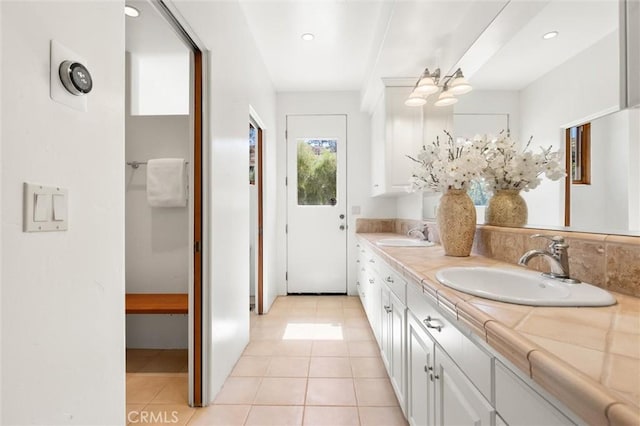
xmin=463 ymin=0 xmax=619 ymax=90
xmin=239 ymin=0 xmax=509 ymax=99
xmin=125 ymin=0 xmax=621 ymax=100
xmin=125 ymin=0 xmax=189 ymax=55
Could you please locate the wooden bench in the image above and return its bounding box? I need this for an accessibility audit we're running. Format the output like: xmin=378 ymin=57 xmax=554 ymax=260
xmin=125 ymin=293 xmax=188 ymax=314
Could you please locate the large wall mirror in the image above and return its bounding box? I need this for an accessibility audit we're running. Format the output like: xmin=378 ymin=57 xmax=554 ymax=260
xmin=448 ymin=0 xmax=640 ymax=236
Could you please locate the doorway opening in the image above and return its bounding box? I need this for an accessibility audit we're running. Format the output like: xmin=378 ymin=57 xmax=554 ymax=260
xmin=124 ymin=0 xmax=204 ymax=409
xmin=285 ymin=114 xmax=348 ymax=295
xmin=250 ymin=119 xmax=265 ymax=314
xmin=564 ymin=122 xmax=591 ymax=226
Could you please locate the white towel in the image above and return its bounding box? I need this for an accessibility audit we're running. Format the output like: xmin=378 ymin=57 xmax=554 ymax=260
xmin=146 ymin=158 xmax=188 ymax=207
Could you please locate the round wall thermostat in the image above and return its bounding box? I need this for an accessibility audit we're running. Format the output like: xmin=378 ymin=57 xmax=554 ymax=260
xmin=59 ymin=60 xmax=93 ymax=95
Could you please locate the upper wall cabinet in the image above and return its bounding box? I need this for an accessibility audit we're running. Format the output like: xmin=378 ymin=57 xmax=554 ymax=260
xmin=128 ymin=52 xmax=190 ymax=116
xmin=371 ymin=85 xmax=423 ymax=196
xmin=370 ymin=84 xmax=454 ymax=197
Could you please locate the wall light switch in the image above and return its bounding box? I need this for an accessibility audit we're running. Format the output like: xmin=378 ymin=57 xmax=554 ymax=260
xmin=34 ymin=194 xmax=51 ymax=222
xmin=24 ymin=183 xmax=68 ymax=232
xmin=52 ymin=194 xmax=67 ymax=221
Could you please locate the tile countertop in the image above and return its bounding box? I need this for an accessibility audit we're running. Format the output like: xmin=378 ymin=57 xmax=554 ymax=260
xmin=357 ymin=233 xmax=640 ymax=426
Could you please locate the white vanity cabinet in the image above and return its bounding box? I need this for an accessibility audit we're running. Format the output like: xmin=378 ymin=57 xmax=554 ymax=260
xmin=407 ymin=311 xmax=436 ymax=426
xmin=379 ymin=260 xmax=408 ymax=412
xmin=370 ymin=85 xmax=423 ymax=196
xmin=434 ymin=345 xmax=494 ymax=426
xmin=355 ymin=243 xmax=382 ymax=345
xmin=356 ymin=237 xmax=583 ymax=426
xmin=406 ymin=308 xmax=494 ymax=426
xmin=495 ymin=361 xmax=574 ymax=426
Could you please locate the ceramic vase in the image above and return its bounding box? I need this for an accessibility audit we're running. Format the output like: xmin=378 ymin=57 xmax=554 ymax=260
xmin=436 ymin=189 xmax=476 ymax=257
xmin=485 ymin=189 xmax=528 ymax=227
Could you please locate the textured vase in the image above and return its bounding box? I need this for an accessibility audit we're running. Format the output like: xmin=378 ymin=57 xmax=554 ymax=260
xmin=485 ymin=189 xmax=528 ymax=227
xmin=436 ymin=189 xmax=476 ymax=257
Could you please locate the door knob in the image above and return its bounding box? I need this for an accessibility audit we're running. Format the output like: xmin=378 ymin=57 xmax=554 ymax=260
xmin=339 ymin=214 xmax=345 ymax=219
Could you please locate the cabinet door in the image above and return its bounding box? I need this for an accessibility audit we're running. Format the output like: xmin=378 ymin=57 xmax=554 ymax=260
xmin=368 ymin=271 xmax=382 ymax=347
xmin=495 ymin=361 xmax=575 ymax=426
xmin=386 ymin=87 xmax=423 ymax=189
xmin=407 ymin=313 xmax=435 ymax=426
xmin=434 ymin=346 xmax=494 ymax=426
xmin=389 ymin=290 xmax=406 ymax=411
xmin=371 ymin=95 xmax=386 ymax=195
xmin=380 ymin=285 xmax=391 ymax=372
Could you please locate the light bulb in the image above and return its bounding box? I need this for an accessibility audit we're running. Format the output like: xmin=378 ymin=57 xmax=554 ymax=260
xmin=449 ymin=76 xmax=472 ymax=95
xmin=434 ymin=90 xmax=458 ymax=107
xmin=415 ymin=77 xmax=438 ymax=95
xmin=405 ymin=92 xmax=427 ymax=107
xmin=125 ymin=5 xmax=140 ymax=17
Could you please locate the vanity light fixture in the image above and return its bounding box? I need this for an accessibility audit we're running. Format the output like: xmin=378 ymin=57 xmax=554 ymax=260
xmin=543 ymin=31 xmax=559 ymax=40
xmin=434 ymin=86 xmax=458 ymax=107
xmin=405 ymin=67 xmax=472 ymax=107
xmin=301 ymin=33 xmax=315 ymax=41
xmin=125 ymin=5 xmax=140 ymax=17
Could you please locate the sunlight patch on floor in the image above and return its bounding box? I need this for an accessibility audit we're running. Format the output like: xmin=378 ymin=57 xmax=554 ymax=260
xmin=282 ymin=323 xmax=344 ymax=340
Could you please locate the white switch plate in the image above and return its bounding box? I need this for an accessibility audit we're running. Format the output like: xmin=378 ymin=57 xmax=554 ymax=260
xmin=24 ymin=183 xmax=68 ymax=232
xmin=50 ymin=40 xmax=88 ymax=112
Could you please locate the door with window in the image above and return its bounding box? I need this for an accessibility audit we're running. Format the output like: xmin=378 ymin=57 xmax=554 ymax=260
xmin=286 ymin=115 xmax=347 ymax=294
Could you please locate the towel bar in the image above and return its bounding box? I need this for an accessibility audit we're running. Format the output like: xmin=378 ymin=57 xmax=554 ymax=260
xmin=127 ymin=160 xmax=190 ymax=169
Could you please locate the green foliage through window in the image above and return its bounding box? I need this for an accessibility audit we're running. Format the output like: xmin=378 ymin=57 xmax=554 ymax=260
xmin=297 ymin=139 xmax=337 ymax=205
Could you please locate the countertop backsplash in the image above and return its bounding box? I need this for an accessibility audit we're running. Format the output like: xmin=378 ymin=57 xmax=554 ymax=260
xmin=355 ymin=218 xmax=640 ymax=297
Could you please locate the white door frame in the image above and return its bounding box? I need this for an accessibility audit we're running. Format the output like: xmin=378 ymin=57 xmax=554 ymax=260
xmin=285 ymin=114 xmax=348 ymax=294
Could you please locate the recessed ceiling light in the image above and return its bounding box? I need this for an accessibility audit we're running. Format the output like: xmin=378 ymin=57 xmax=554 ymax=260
xmin=301 ymin=33 xmax=315 ymax=41
xmin=543 ymin=31 xmax=558 ymax=40
xmin=125 ymin=5 xmax=140 ymax=18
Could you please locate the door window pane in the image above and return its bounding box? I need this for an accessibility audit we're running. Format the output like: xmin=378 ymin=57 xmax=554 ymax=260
xmin=297 ymin=139 xmax=337 ymax=205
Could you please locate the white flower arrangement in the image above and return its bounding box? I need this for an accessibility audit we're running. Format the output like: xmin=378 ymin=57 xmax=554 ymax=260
xmin=408 ymin=131 xmax=488 ymax=192
xmin=482 ymin=133 xmax=565 ymax=193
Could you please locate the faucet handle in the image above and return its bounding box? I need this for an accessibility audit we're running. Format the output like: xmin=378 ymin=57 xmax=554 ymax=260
xmin=531 ymin=234 xmax=565 ymax=243
xmin=531 ymin=234 xmax=568 ymax=253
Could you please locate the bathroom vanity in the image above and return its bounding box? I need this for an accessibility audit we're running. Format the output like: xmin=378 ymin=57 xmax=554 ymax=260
xmin=355 ymin=233 xmax=639 ymax=426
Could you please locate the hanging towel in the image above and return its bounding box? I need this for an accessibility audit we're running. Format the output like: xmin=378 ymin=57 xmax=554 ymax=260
xmin=146 ymin=158 xmax=188 ymax=207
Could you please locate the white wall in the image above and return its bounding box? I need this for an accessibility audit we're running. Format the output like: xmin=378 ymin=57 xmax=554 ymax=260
xmin=0 ymin=2 xmax=3 ymax=417
xmin=454 ymin=90 xmax=521 ymax=140
xmin=130 ymin=52 xmax=190 ymax=116
xmin=1 ymin=1 xmax=125 ymax=424
xmin=276 ymin=92 xmax=396 ymax=296
xmin=125 ymin=114 xmax=190 ymax=348
xmin=571 ymin=110 xmax=629 ymax=231
xmin=173 ymin=0 xmax=278 ymax=402
xmin=519 ymin=31 xmax=620 ymax=227
xmin=629 ymin=108 xmax=640 ymax=230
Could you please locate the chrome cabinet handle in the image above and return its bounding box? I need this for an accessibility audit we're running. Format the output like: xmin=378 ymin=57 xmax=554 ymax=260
xmin=369 ymin=259 xmax=375 ymax=263
xmin=423 ymin=316 xmax=443 ymax=332
xmin=385 ymin=276 xmax=394 ymax=283
xmin=384 ymin=305 xmax=392 ymax=313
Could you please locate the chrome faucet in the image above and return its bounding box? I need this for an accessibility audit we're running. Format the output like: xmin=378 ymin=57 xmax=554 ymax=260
xmin=518 ymin=234 xmax=581 ymax=283
xmin=407 ymin=225 xmax=429 ymax=241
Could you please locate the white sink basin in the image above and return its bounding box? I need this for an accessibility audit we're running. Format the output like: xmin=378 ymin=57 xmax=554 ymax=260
xmin=435 ymin=267 xmax=616 ymax=307
xmin=376 ymin=238 xmax=435 ymax=247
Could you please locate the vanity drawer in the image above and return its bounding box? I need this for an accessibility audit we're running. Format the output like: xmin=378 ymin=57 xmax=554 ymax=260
xmin=378 ymin=262 xmax=406 ymax=303
xmin=496 ymin=361 xmax=574 ymax=425
xmin=407 ymin=283 xmax=493 ymax=401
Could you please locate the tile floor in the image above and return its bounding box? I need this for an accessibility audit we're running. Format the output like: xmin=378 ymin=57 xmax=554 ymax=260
xmin=126 ymin=295 xmax=407 ymax=425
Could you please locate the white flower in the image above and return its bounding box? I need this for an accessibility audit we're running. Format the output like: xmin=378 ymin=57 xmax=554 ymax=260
xmin=408 ymin=131 xmax=488 ymax=192
xmin=481 ymin=134 xmax=565 ymax=193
